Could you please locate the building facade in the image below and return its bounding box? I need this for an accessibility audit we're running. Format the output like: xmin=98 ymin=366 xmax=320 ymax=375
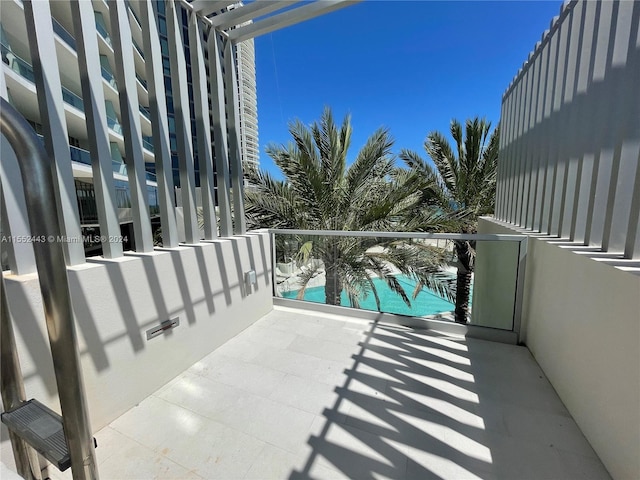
xmin=0 ymin=0 xmax=258 ymax=258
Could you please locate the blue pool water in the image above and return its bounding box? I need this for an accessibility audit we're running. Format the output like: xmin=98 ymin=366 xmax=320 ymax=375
xmin=282 ymin=275 xmax=455 ymax=317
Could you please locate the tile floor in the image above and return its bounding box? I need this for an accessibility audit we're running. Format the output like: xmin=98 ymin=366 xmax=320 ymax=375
xmin=48 ymin=307 xmax=610 ymax=479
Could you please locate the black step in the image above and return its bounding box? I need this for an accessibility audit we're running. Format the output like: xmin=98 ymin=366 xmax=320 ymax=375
xmin=1 ymin=399 xmax=71 ymax=471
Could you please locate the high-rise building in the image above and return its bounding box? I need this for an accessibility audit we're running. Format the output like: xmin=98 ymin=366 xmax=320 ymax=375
xmin=236 ymin=36 xmax=259 ymax=169
xmin=0 ymin=0 xmax=258 ymax=253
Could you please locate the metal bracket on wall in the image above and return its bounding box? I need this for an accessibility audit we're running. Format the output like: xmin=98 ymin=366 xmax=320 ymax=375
xmin=146 ymin=318 xmax=180 ymax=340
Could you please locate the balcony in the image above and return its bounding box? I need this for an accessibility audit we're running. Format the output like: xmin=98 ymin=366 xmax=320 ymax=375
xmin=1 ymin=1 xmax=637 ymax=479
xmin=41 ymin=305 xmax=607 ymax=480
xmin=101 ymin=66 xmax=117 ymax=90
xmin=52 ymin=17 xmax=76 ymax=50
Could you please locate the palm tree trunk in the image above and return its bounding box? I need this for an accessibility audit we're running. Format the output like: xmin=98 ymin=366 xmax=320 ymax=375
xmin=324 ymin=265 xmax=342 ymax=306
xmin=454 ymin=269 xmax=472 ymax=323
xmin=454 ymin=240 xmax=473 ymax=323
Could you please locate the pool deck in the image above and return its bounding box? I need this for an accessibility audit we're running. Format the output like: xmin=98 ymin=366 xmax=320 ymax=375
xmin=47 ymin=306 xmax=610 ymax=479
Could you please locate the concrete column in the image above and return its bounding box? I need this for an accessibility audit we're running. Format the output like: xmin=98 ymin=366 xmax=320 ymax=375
xmin=110 ymin=0 xmax=153 ymax=252
xmin=23 ymin=0 xmax=85 ymax=265
xmin=70 ymin=0 xmax=123 ymax=258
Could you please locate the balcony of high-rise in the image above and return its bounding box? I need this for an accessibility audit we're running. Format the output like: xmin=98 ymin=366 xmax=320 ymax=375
xmin=0 ymin=1 xmax=638 ymax=480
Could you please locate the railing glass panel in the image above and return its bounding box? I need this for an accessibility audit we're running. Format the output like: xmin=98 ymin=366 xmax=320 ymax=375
xmin=70 ymin=145 xmax=91 ymax=166
xmin=271 ymin=230 xmax=525 ymax=331
xmin=101 ymin=66 xmax=117 ymax=90
xmin=135 ymin=73 xmax=147 ymax=90
xmin=61 ymin=87 xmax=84 ymax=112
xmin=106 ymin=115 xmax=123 ymax=135
xmin=139 ymin=105 xmax=151 ymax=120
xmin=1 ymin=43 xmax=35 ymax=82
xmin=126 ymin=1 xmax=143 ymax=30
xmin=52 ymin=18 xmax=76 ymax=50
xmin=142 ymin=135 xmax=154 ymax=153
xmin=132 ymin=39 xmax=144 ymax=59
xmin=94 ymin=11 xmax=112 ymax=47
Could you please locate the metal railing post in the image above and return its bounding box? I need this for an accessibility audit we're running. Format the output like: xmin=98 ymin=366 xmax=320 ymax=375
xmin=0 ymin=98 xmax=98 ymax=480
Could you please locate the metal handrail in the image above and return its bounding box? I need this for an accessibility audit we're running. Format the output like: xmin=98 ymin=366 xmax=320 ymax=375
xmin=0 ymin=98 xmax=98 ymax=480
xmin=268 ymin=228 xmax=527 ymax=242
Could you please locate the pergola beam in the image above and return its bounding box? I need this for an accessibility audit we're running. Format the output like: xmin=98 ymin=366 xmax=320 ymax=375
xmin=227 ymin=0 xmax=359 ymax=43
xmin=190 ymin=0 xmax=236 ymax=17
xmin=210 ymin=1 xmax=299 ymax=29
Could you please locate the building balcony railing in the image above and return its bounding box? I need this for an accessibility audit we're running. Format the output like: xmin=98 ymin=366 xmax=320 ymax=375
xmin=138 ymin=104 xmax=151 ymax=121
xmin=126 ymin=0 xmax=143 ymax=30
xmin=132 ymin=39 xmax=144 ymax=59
xmin=1 ymin=42 xmax=35 ymax=83
xmin=52 ymin=17 xmax=76 ymax=50
xmin=106 ymin=115 xmax=122 ymax=135
xmin=135 ymin=72 xmax=147 ymax=90
xmin=61 ymin=86 xmax=84 ymax=111
xmin=142 ymin=135 xmax=154 ymax=153
xmin=95 ymin=19 xmax=112 ymax=47
xmin=101 ymin=66 xmax=118 ymax=90
xmin=270 ymin=229 xmax=527 ymax=338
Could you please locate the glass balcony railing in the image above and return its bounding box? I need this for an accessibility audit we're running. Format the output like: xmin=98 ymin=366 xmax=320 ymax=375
xmin=101 ymin=66 xmax=117 ymax=89
xmin=70 ymin=144 xmax=92 ymax=166
xmin=61 ymin=86 xmax=84 ymax=111
xmin=135 ymin=73 xmax=147 ymax=90
xmin=2 ymin=43 xmax=84 ymax=112
xmin=52 ymin=18 xmax=76 ymax=50
xmin=126 ymin=1 xmax=143 ymax=30
xmin=95 ymin=20 xmax=112 ymax=47
xmin=46 ymin=137 xmax=153 ymax=182
xmin=1 ymin=43 xmax=35 ymax=82
xmin=271 ymin=229 xmax=527 ymax=331
xmin=132 ymin=39 xmax=144 ymax=59
xmin=139 ymin=105 xmax=151 ymax=121
xmin=111 ymin=160 xmax=157 ymax=184
xmin=106 ymin=115 xmax=123 ymax=135
xmin=142 ymin=135 xmax=154 ymax=153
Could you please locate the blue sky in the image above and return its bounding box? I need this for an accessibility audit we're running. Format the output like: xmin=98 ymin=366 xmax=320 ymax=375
xmin=253 ymin=1 xmax=562 ymax=179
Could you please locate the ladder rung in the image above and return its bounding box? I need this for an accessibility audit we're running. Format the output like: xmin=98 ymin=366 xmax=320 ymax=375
xmin=1 ymin=399 xmax=70 ymax=471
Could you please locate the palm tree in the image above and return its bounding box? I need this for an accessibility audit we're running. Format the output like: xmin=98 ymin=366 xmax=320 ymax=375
xmin=246 ymin=107 xmax=453 ymax=309
xmin=400 ymin=118 xmax=499 ymax=323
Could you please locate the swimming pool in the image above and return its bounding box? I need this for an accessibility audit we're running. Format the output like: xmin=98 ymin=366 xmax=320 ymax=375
xmin=281 ymin=275 xmax=455 ymax=317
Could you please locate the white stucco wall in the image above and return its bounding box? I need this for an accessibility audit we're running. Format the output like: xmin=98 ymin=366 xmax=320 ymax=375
xmin=0 ymin=232 xmax=272 ymax=437
xmin=479 ymin=217 xmax=640 ymax=480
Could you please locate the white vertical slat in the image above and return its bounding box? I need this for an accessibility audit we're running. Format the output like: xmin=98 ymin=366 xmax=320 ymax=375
xmin=109 ymin=0 xmax=153 ymax=252
xmin=532 ymin=31 xmax=551 ymax=232
xmin=223 ymin=39 xmax=247 ymax=235
xmin=513 ymin=65 xmax=531 ymax=226
xmin=70 ymin=0 xmax=123 ymax=258
xmin=623 ymin=1 xmax=640 ymax=260
xmin=571 ymin=0 xmax=598 ymax=243
xmin=548 ymin=6 xmax=572 ymax=237
xmin=166 ymin=0 xmax=199 ymax=244
xmin=540 ymin=19 xmax=561 ymax=235
xmin=140 ymin=0 xmax=178 ymax=248
xmin=516 ymin=61 xmax=532 ymax=227
xmin=23 ymin=0 xmax=85 ymax=265
xmin=496 ymin=96 xmax=508 ymax=220
xmin=558 ymin=2 xmax=583 ymax=238
xmin=585 ymin=0 xmax=617 ymax=248
xmin=188 ymin=14 xmax=217 ymax=240
xmin=522 ymin=51 xmax=541 ymax=229
xmin=207 ymin=30 xmax=233 ymax=237
xmin=506 ymin=76 xmax=523 ymax=224
xmin=602 ymin=0 xmax=639 ymax=253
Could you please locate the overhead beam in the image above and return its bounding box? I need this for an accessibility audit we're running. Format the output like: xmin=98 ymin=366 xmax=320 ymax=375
xmin=227 ymin=0 xmax=360 ymax=43
xmin=191 ymin=0 xmax=236 ymax=17
xmin=210 ymin=1 xmax=300 ymax=29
